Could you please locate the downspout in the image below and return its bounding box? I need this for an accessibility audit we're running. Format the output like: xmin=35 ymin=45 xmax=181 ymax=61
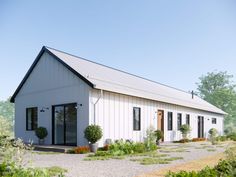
xmin=94 ymin=89 xmax=103 ymax=125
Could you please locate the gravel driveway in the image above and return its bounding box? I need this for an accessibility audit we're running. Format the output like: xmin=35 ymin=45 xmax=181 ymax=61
xmin=29 ymin=142 xmax=230 ymax=177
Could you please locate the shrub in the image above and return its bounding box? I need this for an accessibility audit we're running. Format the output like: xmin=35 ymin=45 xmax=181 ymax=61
xmin=100 ymin=139 xmax=156 ymax=157
xmin=192 ymin=138 xmax=206 ymax=142
xmin=227 ymin=132 xmax=236 ymax=141
xmin=144 ymin=126 xmax=157 ymax=151
xmin=0 ymin=163 xmax=66 ymax=177
xmin=109 ymin=140 xmax=134 ymax=156
xmin=146 ymin=126 xmax=156 ymax=143
xmin=35 ymin=127 xmax=48 ymax=140
xmin=216 ymin=135 xmax=227 ymax=142
xmin=95 ymin=151 xmax=111 ymax=156
xmin=84 ymin=125 xmax=103 ymax=144
xmin=66 ymin=149 xmax=75 ymax=154
xmin=74 ymin=146 xmax=90 ymax=154
xmin=179 ymin=139 xmax=190 ymax=143
xmin=209 ymin=128 xmax=218 ymax=145
xmin=133 ymin=143 xmax=146 ymax=153
xmin=155 ymin=129 xmax=164 ymax=142
xmin=179 ymin=124 xmax=191 ymax=139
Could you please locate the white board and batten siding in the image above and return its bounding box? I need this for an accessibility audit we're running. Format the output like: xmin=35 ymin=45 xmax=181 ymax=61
xmin=12 ymin=47 xmax=225 ymax=147
xmin=90 ymin=89 xmax=224 ymax=146
xmin=14 ymin=52 xmax=90 ymax=145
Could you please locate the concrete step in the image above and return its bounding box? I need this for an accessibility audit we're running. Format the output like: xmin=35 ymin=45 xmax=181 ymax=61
xmin=33 ymin=145 xmax=75 ymax=153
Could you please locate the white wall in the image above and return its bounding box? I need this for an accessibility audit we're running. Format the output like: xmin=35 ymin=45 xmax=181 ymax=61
xmin=14 ymin=52 xmax=90 ymax=145
xmin=90 ymin=89 xmax=224 ymax=146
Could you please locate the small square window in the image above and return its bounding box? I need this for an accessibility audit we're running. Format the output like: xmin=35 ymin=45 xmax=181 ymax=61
xmin=212 ymin=118 xmax=217 ymax=124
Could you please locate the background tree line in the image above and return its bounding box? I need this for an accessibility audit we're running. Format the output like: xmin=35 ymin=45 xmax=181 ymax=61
xmin=0 ymin=71 xmax=236 ymax=136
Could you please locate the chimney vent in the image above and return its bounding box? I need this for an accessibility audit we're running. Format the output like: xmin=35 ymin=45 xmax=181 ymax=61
xmin=191 ymin=90 xmax=194 ymax=99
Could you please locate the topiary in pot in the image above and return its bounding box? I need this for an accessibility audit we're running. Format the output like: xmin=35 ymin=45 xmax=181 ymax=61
xmin=209 ymin=128 xmax=218 ymax=145
xmin=155 ymin=129 xmax=164 ymax=145
xmin=180 ymin=124 xmax=191 ymax=141
xmin=84 ymin=125 xmax=102 ymax=152
xmin=35 ymin=127 xmax=48 ymax=145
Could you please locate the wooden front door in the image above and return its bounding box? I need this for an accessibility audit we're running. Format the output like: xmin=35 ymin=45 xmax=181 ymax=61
xmin=157 ymin=110 xmax=164 ymax=141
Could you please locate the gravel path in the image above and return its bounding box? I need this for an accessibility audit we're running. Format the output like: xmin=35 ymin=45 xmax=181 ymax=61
xmin=29 ymin=142 xmax=230 ymax=177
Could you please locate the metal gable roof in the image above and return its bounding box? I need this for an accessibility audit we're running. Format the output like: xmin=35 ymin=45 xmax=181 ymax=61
xmin=11 ymin=46 xmax=226 ymax=115
xmin=45 ymin=47 xmax=226 ymax=115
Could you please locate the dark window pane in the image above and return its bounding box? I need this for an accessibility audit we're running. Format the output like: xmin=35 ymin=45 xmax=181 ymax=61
xmin=212 ymin=118 xmax=217 ymax=124
xmin=186 ymin=114 xmax=190 ymax=125
xmin=133 ymin=107 xmax=141 ymax=131
xmin=177 ymin=113 xmax=182 ymax=130
xmin=26 ymin=107 xmax=38 ymax=131
xmin=168 ymin=112 xmax=173 ymax=130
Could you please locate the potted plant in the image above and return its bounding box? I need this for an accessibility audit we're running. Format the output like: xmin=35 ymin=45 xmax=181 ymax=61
xmin=180 ymin=124 xmax=191 ymax=141
xmin=84 ymin=125 xmax=102 ymax=152
xmin=35 ymin=127 xmax=48 ymax=145
xmin=154 ymin=129 xmax=163 ymax=145
xmin=209 ymin=128 xmax=218 ymax=145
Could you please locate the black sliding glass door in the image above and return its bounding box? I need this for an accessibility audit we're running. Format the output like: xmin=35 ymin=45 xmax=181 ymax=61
xmin=52 ymin=103 xmax=77 ymax=146
xmin=198 ymin=116 xmax=204 ymax=138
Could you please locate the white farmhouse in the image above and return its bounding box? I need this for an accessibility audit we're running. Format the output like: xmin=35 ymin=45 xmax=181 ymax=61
xmin=11 ymin=46 xmax=226 ymax=146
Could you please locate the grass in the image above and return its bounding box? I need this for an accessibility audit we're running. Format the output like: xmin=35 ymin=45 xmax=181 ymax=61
xmin=33 ymin=151 xmax=61 ymax=155
xmin=130 ymin=156 xmax=183 ymax=165
xmin=137 ymin=153 xmax=225 ymax=177
xmin=130 ymin=151 xmax=169 ymax=158
xmin=159 ymin=148 xmax=189 ymax=153
xmin=84 ymin=154 xmax=125 ymax=161
xmin=46 ymin=166 xmax=67 ymax=176
xmin=207 ymin=149 xmax=216 ymax=152
xmin=83 ymin=150 xmax=170 ymax=162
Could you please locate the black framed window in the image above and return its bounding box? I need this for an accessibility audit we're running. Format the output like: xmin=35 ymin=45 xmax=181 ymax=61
xmin=212 ymin=118 xmax=217 ymax=124
xmin=177 ymin=113 xmax=182 ymax=130
xmin=167 ymin=112 xmax=173 ymax=130
xmin=26 ymin=107 xmax=38 ymax=131
xmin=186 ymin=114 xmax=190 ymax=125
xmin=133 ymin=107 xmax=141 ymax=131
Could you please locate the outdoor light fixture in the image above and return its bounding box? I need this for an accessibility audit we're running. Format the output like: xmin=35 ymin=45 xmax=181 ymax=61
xmin=40 ymin=107 xmax=49 ymax=112
xmin=75 ymin=104 xmax=82 ymax=109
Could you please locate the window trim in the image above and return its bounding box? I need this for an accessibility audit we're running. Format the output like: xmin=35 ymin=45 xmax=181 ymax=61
xmin=177 ymin=113 xmax=182 ymax=130
xmin=167 ymin=112 xmax=173 ymax=131
xmin=26 ymin=107 xmax=38 ymax=131
xmin=133 ymin=107 xmax=141 ymax=131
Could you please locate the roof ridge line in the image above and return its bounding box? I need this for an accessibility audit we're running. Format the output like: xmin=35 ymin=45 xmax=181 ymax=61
xmin=45 ymin=46 xmax=192 ymax=95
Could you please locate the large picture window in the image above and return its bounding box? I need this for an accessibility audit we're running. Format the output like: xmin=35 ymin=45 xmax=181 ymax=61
xmin=177 ymin=113 xmax=182 ymax=130
xmin=167 ymin=112 xmax=173 ymax=130
xmin=133 ymin=107 xmax=141 ymax=131
xmin=26 ymin=107 xmax=38 ymax=131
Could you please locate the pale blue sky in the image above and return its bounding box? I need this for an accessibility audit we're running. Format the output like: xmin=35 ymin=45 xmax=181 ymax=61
xmin=1 ymin=0 xmax=236 ymax=101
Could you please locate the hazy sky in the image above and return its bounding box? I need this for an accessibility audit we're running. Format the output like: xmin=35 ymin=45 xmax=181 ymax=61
xmin=0 ymin=0 xmax=236 ymax=101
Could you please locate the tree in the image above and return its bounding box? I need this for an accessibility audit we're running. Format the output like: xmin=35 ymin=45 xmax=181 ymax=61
xmin=0 ymin=97 xmax=14 ymax=121
xmin=197 ymin=71 xmax=236 ymax=132
xmin=0 ymin=97 xmax=14 ymax=135
xmin=0 ymin=116 xmax=12 ymax=137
